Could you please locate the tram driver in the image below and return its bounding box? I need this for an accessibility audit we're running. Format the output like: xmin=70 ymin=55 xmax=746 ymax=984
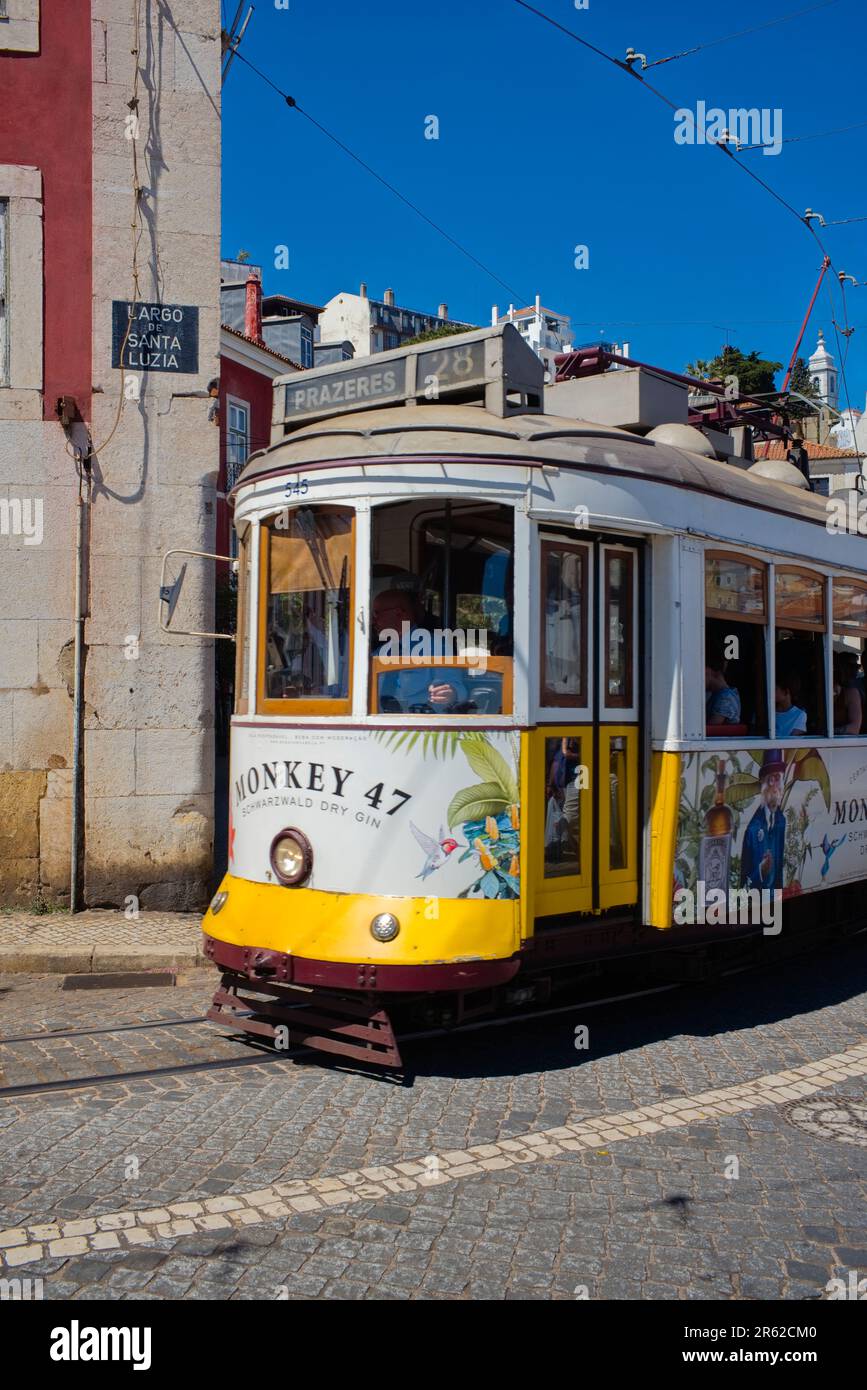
xmin=372 ymin=588 xmax=470 ymax=713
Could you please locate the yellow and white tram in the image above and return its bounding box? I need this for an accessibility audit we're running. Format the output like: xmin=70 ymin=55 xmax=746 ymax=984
xmin=196 ymin=324 xmax=867 ymax=1065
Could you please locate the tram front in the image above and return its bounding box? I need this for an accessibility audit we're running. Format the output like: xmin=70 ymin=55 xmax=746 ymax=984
xmin=202 ymin=327 xmax=544 ymax=1065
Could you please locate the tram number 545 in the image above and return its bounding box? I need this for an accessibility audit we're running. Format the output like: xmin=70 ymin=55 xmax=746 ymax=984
xmin=283 ymin=477 xmax=310 ymax=498
xmin=365 ymin=784 xmax=411 ymax=816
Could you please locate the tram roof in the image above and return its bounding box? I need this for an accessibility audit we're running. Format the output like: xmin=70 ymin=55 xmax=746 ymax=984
xmin=232 ymin=400 xmax=838 ymax=528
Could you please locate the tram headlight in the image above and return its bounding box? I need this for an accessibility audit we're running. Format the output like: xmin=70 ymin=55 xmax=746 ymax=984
xmin=370 ymin=912 xmax=400 ymax=943
xmin=270 ymin=829 xmax=313 ymax=886
xmin=209 ymin=890 xmax=228 ymax=915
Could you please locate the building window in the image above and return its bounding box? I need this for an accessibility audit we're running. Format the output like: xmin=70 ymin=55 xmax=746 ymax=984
xmin=384 ymin=332 xmax=399 ymax=350
xmin=0 ymin=1 xmax=40 ymax=53
xmin=300 ymin=323 xmax=313 ymax=369
xmin=0 ymin=167 xmax=42 ymax=407
xmin=226 ymin=398 xmax=250 ymax=491
xmin=0 ymin=199 xmax=7 ymax=385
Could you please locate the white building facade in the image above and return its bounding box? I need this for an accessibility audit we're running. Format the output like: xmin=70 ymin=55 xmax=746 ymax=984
xmin=318 ymin=285 xmax=471 ymax=358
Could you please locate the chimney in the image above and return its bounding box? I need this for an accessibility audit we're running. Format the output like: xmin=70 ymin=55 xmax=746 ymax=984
xmin=491 ymin=305 xmax=498 ymax=326
xmin=438 ymin=302 xmax=448 ymax=320
xmin=244 ymin=273 xmax=262 ymax=344
xmin=359 ymin=281 xmax=368 ymax=298
xmin=383 ymin=287 xmax=395 ymax=307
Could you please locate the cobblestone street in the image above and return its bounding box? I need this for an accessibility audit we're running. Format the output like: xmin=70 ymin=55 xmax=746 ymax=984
xmin=2 ymin=938 xmax=865 ymax=1302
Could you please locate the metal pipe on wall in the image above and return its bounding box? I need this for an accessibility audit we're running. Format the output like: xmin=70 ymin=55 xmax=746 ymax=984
xmin=70 ymin=452 xmax=90 ymax=913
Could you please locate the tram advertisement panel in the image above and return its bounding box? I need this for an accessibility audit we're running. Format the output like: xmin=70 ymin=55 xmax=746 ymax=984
xmin=674 ymin=745 xmax=867 ymax=902
xmin=230 ymin=725 xmax=521 ymax=900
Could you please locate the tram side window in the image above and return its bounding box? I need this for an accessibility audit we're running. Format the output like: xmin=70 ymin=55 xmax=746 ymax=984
xmin=234 ymin=528 xmax=251 ymax=715
xmin=544 ymin=735 xmax=582 ymax=877
xmin=370 ymin=500 xmax=514 ymax=714
xmin=261 ymin=506 xmax=353 ymax=710
xmin=704 ymin=553 xmax=768 ymax=737
xmin=832 ymin=577 xmax=867 ymax=736
xmin=774 ymin=567 xmax=827 ymax=738
xmin=541 ymin=540 xmax=587 ymax=706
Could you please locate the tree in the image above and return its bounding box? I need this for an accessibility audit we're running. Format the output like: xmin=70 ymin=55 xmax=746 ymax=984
xmin=786 ymin=356 xmax=821 ymax=418
xmin=403 ymin=324 xmax=472 ymax=346
xmin=685 ymin=345 xmax=783 ymax=398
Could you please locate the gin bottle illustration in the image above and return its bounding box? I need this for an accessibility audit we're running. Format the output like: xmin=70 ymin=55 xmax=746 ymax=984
xmin=699 ymin=758 xmax=733 ymax=892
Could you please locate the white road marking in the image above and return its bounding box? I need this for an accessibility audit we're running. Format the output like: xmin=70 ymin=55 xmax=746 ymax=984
xmin=1 ymin=1041 xmax=866 ymax=1269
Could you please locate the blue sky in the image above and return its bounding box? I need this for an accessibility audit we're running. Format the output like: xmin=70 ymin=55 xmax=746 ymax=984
xmin=221 ymin=0 xmax=867 ymax=409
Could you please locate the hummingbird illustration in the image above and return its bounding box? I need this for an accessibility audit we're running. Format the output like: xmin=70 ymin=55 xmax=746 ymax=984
xmin=819 ymin=834 xmax=845 ymax=878
xmin=410 ymin=822 xmax=461 ymax=879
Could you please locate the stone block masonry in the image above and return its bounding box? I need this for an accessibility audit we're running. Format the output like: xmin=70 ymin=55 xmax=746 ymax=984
xmin=0 ymin=2 xmax=221 ymax=909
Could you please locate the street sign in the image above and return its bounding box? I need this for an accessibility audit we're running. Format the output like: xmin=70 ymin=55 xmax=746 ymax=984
xmin=112 ymin=301 xmax=200 ymax=374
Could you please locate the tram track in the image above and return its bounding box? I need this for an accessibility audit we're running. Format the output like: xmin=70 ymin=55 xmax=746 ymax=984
xmin=1 ymin=925 xmax=864 ymax=1101
xmin=0 ymin=982 xmax=683 ymax=1101
xmin=0 ymin=1016 xmax=210 ymax=1046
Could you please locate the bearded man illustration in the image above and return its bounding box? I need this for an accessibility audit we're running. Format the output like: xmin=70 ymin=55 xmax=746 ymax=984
xmin=740 ymin=750 xmax=787 ymax=891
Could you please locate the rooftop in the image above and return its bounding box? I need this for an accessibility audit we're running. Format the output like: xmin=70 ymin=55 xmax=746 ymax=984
xmin=758 ymin=439 xmax=862 ymax=462
xmin=220 ymin=322 xmax=302 ymax=370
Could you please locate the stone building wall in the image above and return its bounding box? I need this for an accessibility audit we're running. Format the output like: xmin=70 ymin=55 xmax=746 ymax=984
xmin=0 ymin=1 xmax=221 ymax=909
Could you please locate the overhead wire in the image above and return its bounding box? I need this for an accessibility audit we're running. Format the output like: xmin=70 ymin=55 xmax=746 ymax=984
xmin=230 ymin=48 xmax=534 ymax=306
xmin=738 ymin=116 xmax=867 ymax=153
xmin=511 ymin=0 xmax=865 ymax=451
xmin=642 ymin=0 xmax=842 ymax=67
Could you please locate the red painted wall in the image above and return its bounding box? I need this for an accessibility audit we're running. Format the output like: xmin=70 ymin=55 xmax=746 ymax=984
xmin=0 ymin=3 xmax=92 ymax=419
xmin=218 ymin=355 xmax=277 ymax=555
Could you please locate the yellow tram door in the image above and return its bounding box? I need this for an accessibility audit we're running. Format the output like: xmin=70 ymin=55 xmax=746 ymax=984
xmin=527 ymin=536 xmax=640 ymax=931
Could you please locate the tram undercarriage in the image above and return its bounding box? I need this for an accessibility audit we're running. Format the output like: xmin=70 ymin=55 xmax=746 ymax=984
xmin=203 ymin=884 xmax=865 ymax=1071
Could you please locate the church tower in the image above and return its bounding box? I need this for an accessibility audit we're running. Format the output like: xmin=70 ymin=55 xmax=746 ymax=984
xmin=808 ymin=329 xmax=838 ymax=410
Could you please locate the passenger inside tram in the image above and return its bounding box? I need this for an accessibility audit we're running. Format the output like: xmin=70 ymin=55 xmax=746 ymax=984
xmin=773 ymin=633 xmax=825 ymax=735
xmin=834 ymin=651 xmax=864 ymax=735
xmin=704 ymin=618 xmax=770 ymax=735
xmin=774 ymin=669 xmax=807 ymax=739
xmin=704 ymin=636 xmax=742 ymax=726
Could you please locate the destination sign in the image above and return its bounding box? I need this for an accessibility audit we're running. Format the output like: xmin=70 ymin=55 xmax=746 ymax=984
xmin=285 ymin=361 xmax=403 ymax=419
xmin=274 ymin=323 xmax=545 ymax=433
xmin=112 ymin=301 xmax=200 ymax=374
xmin=417 ymin=340 xmax=485 ymax=393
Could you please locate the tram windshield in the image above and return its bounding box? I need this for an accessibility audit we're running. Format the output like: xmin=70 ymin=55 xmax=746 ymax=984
xmin=370 ymin=500 xmax=514 ymax=714
xmin=262 ymin=506 xmax=353 ymax=709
